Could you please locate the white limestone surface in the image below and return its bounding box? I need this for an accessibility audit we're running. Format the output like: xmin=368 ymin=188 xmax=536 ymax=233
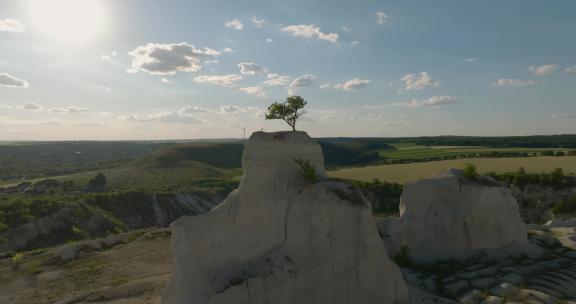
xmin=162 ymin=131 xmax=410 ymax=304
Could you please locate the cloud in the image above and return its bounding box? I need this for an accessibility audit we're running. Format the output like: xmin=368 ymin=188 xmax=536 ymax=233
xmin=0 ymin=73 xmax=29 ymax=88
xmin=222 ymin=47 xmax=234 ymax=53
xmin=494 ymin=78 xmax=539 ymax=87
xmin=465 ymin=58 xmax=478 ymax=63
xmin=549 ymin=114 xmax=576 ymax=120
xmin=529 ymin=64 xmax=558 ymax=76
xmin=239 ymin=86 xmax=267 ymax=98
xmin=407 ymin=96 xmax=458 ymax=108
xmin=49 ymin=106 xmax=91 ymax=114
xmin=100 ymin=51 xmax=118 ymax=60
xmin=333 ymin=78 xmax=371 ymax=90
xmin=281 ymin=24 xmax=338 ymax=43
xmin=0 ymin=105 xmax=12 ymax=109
xmin=266 ymin=38 xmax=273 ymax=43
xmin=225 ymin=19 xmax=243 ymax=30
xmin=252 ymin=16 xmax=265 ymax=27
xmin=19 ymin=103 xmax=42 ymax=112
xmin=0 ymin=18 xmax=25 ymax=32
xmin=564 ymin=66 xmax=576 ymax=75
xmin=319 ymin=83 xmax=332 ymax=89
xmin=179 ymin=106 xmax=212 ymax=115
xmin=290 ymin=74 xmax=317 ymax=88
xmin=129 ymin=42 xmax=221 ymax=75
xmin=342 ymin=26 xmax=351 ymax=32
xmin=376 ymin=11 xmax=388 ymax=24
xmin=401 ymin=72 xmax=439 ymax=91
xmin=194 ymin=74 xmax=243 ymax=88
xmin=120 ymin=111 xmax=202 ymax=124
xmin=350 ymin=41 xmax=359 ymax=47
xmin=238 ymin=62 xmax=269 ymax=75
xmin=365 ymin=96 xmax=459 ymax=109
xmin=263 ymin=74 xmax=290 ymax=86
xmin=220 ymin=105 xmax=247 ymax=113
xmin=161 ymin=78 xmax=172 ymax=84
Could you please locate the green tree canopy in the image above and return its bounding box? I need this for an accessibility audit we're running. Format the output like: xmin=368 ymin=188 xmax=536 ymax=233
xmin=265 ymin=96 xmax=307 ymax=131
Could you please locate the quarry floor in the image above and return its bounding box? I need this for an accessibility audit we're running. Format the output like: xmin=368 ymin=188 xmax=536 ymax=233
xmin=1 ymin=226 xmax=575 ymax=304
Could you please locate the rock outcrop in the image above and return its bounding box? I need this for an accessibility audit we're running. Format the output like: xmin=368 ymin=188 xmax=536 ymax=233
xmin=381 ymin=169 xmax=528 ymax=262
xmin=163 ymin=131 xmax=410 ymax=304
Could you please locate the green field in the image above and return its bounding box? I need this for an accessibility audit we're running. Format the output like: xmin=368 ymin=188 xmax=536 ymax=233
xmin=378 ymin=143 xmax=574 ymax=160
xmin=329 ymin=156 xmax=576 ymax=184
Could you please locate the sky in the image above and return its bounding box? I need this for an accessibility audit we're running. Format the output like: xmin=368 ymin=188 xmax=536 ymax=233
xmin=0 ymin=0 xmax=575 ymax=140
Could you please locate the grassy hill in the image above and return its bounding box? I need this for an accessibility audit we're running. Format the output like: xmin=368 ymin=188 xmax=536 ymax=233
xmin=329 ymin=156 xmax=576 ymax=184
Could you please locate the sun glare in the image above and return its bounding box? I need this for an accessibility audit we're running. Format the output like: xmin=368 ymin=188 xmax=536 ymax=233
xmin=28 ymin=0 xmax=105 ymax=42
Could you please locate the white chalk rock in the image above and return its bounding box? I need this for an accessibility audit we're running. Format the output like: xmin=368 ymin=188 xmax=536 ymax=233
xmin=385 ymin=169 xmax=528 ymax=262
xmin=162 ymin=131 xmax=410 ymax=304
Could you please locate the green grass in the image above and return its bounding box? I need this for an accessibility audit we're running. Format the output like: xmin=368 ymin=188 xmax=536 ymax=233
xmin=377 ymin=143 xmax=573 ymax=160
xmin=329 ymin=156 xmax=576 ymax=184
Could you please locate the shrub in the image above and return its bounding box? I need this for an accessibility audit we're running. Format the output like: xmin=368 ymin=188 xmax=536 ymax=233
xmin=552 ymin=197 xmax=576 ymax=215
xmin=463 ymin=163 xmax=478 ymax=179
xmin=393 ymin=245 xmax=413 ymax=268
xmin=293 ymin=158 xmax=317 ymax=184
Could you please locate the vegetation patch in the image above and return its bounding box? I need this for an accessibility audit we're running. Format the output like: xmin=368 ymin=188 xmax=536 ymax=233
xmin=294 ymin=158 xmax=317 ymax=184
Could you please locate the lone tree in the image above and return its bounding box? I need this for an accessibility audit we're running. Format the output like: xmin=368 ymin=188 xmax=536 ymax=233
xmin=265 ymin=95 xmax=307 ymax=131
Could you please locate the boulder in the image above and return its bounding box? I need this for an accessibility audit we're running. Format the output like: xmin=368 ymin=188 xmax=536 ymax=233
xmin=162 ymin=131 xmax=410 ymax=304
xmin=383 ymin=169 xmax=528 ymax=262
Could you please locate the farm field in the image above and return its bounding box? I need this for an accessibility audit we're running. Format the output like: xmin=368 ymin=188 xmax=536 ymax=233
xmin=378 ymin=143 xmax=574 ymax=160
xmin=329 ymin=156 xmax=576 ymax=184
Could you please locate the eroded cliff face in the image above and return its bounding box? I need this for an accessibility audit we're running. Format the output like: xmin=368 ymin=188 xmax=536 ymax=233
xmin=163 ymin=131 xmax=410 ymax=304
xmin=382 ymin=169 xmax=528 ymax=263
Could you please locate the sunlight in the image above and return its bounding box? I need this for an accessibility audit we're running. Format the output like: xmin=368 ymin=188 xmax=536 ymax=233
xmin=28 ymin=0 xmax=105 ymax=42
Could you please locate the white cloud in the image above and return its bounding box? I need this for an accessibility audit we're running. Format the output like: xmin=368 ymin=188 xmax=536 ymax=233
xmin=376 ymin=11 xmax=388 ymax=24
xmin=129 ymin=42 xmax=221 ymax=75
xmin=266 ymin=38 xmax=273 ymax=43
xmin=220 ymin=105 xmax=244 ymax=113
xmin=494 ymin=78 xmax=539 ymax=87
xmin=161 ymin=78 xmax=172 ymax=84
xmin=100 ymin=112 xmax=114 ymax=117
xmin=179 ymin=106 xmax=212 ymax=115
xmin=281 ymin=24 xmax=339 ymax=43
xmin=407 ymin=96 xmax=459 ymax=108
xmin=49 ymin=106 xmax=91 ymax=114
xmin=19 ymin=103 xmax=42 ymax=112
xmin=350 ymin=41 xmax=359 ymax=47
xmin=222 ymin=47 xmax=235 ymax=53
xmin=252 ymin=16 xmax=265 ymax=27
xmin=0 ymin=18 xmax=25 ymax=32
xmin=465 ymin=58 xmax=477 ymax=63
xmin=120 ymin=111 xmax=202 ymax=124
xmin=263 ymin=74 xmax=291 ymax=86
xmin=238 ymin=62 xmax=269 ymax=75
xmin=225 ymin=19 xmax=243 ymax=30
xmin=194 ymin=74 xmax=243 ymax=88
xmin=366 ymin=96 xmax=459 ymax=109
xmin=549 ymin=114 xmax=576 ymax=120
xmin=290 ymin=74 xmax=317 ymax=88
xmin=0 ymin=73 xmax=29 ymax=88
xmin=529 ymin=64 xmax=558 ymax=76
xmin=401 ymin=72 xmax=439 ymax=91
xmin=0 ymin=105 xmax=12 ymax=109
xmin=319 ymin=83 xmax=332 ymax=89
xmin=342 ymin=26 xmax=351 ymax=32
xmin=239 ymin=86 xmax=267 ymax=98
xmin=333 ymin=78 xmax=371 ymax=91
xmin=125 ymin=68 xmax=138 ymax=74
xmin=564 ymin=66 xmax=576 ymax=75
xmin=204 ymin=60 xmax=219 ymax=65
xmin=100 ymin=51 xmax=117 ymax=60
